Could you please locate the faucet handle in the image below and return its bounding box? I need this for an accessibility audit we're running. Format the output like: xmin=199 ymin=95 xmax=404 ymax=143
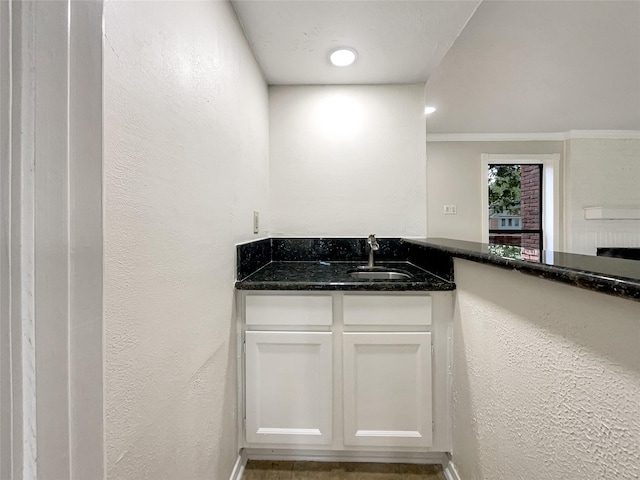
xmin=367 ymin=234 xmax=380 ymax=250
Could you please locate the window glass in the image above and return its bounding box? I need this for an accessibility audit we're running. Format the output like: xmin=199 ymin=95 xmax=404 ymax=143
xmin=488 ymin=164 xmax=543 ymax=254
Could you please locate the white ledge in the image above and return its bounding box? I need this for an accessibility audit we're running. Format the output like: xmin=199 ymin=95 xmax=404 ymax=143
xmin=583 ymin=207 xmax=640 ymax=220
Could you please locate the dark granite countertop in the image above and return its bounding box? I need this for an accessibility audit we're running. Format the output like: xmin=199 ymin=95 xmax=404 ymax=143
xmin=235 ymin=237 xmax=640 ymax=301
xmin=407 ymin=238 xmax=640 ymax=302
xmin=235 ymin=237 xmax=455 ymax=292
xmin=235 ymin=260 xmax=455 ymax=292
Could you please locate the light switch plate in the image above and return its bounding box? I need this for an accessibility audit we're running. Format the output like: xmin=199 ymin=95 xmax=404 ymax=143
xmin=253 ymin=211 xmax=259 ymax=234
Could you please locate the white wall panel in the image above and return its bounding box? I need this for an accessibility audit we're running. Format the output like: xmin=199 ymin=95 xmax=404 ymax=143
xmin=564 ymin=137 xmax=640 ymax=255
xmin=0 ymin=2 xmax=13 ymax=476
xmin=103 ymin=2 xmax=269 ymax=478
xmin=68 ymin=2 xmax=104 ymax=478
xmin=452 ymin=259 xmax=640 ymax=480
xmin=269 ymin=84 xmax=426 ymax=237
xmin=426 ymin=140 xmax=563 ymax=242
xmin=33 ymin=3 xmax=71 ymax=476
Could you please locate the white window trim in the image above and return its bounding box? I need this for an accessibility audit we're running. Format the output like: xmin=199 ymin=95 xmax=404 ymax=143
xmin=481 ymin=154 xmax=561 ymax=255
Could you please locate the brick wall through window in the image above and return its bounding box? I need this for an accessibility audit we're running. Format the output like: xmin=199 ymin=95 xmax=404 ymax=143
xmin=521 ymin=165 xmax=542 ymax=252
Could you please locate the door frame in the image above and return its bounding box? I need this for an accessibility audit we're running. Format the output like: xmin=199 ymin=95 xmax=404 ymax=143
xmin=1 ymin=2 xmax=104 ymax=478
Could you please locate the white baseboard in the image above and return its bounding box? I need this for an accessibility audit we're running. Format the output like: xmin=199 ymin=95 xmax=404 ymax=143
xmin=229 ymin=449 xmax=248 ymax=480
xmin=243 ymin=448 xmax=448 ymax=465
xmin=442 ymin=455 xmax=462 ymax=480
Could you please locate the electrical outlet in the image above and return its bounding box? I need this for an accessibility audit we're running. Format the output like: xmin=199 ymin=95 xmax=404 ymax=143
xmin=253 ymin=211 xmax=259 ymax=234
xmin=444 ymin=205 xmax=457 ymax=215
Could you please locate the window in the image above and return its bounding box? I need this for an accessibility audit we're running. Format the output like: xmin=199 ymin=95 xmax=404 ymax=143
xmin=487 ymin=163 xmax=543 ymax=253
xmin=482 ymin=154 xmax=560 ymax=259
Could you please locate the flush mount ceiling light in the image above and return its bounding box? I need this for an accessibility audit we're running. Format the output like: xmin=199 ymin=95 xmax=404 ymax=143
xmin=329 ymin=48 xmax=357 ymax=67
xmin=424 ymin=106 xmax=437 ymax=115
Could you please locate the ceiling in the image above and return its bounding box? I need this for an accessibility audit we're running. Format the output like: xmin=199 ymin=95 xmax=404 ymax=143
xmin=424 ymin=0 xmax=640 ymax=133
xmin=231 ymin=0 xmax=481 ymax=85
xmin=232 ymin=0 xmax=640 ymax=133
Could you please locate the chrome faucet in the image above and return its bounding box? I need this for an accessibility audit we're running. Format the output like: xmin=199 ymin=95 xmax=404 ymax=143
xmin=367 ymin=234 xmax=380 ymax=267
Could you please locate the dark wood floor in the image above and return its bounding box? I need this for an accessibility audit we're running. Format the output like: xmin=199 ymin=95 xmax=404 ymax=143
xmin=242 ymin=460 xmax=447 ymax=479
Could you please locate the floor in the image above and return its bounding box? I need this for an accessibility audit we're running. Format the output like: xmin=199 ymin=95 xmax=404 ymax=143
xmin=242 ymin=461 xmax=447 ymax=479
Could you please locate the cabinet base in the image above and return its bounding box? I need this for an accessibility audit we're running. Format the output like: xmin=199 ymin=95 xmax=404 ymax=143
xmin=241 ymin=447 xmax=449 ymax=465
xmin=230 ymin=449 xmax=459 ymax=480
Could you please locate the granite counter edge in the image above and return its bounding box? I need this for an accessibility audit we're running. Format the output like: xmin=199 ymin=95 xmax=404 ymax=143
xmin=407 ymin=239 xmax=640 ymax=302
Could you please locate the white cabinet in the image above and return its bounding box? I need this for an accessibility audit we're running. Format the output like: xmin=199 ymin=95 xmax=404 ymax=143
xmin=239 ymin=291 xmax=450 ymax=454
xmin=246 ymin=294 xmax=333 ymax=326
xmin=343 ymin=294 xmax=432 ymax=326
xmin=245 ymin=331 xmax=333 ymax=445
xmin=343 ymin=332 xmax=432 ymax=448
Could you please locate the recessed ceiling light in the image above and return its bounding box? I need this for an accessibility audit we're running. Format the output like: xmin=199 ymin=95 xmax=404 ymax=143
xmin=330 ymin=48 xmax=357 ymax=67
xmin=424 ymin=106 xmax=437 ymax=115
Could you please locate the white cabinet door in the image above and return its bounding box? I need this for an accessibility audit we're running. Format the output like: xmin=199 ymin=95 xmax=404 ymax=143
xmin=245 ymin=331 xmax=333 ymax=445
xmin=343 ymin=332 xmax=433 ymax=448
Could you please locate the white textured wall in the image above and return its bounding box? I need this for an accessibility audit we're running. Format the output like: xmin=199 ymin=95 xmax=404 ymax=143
xmin=103 ymin=1 xmax=269 ymax=478
xmin=452 ymin=259 xmax=640 ymax=480
xmin=564 ymin=138 xmax=640 ymax=255
xmin=426 ymin=141 xmax=563 ymax=242
xmin=269 ymin=85 xmax=426 ymax=237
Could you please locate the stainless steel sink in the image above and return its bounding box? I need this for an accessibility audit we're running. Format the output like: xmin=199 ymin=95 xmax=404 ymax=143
xmin=348 ymin=269 xmax=413 ymax=280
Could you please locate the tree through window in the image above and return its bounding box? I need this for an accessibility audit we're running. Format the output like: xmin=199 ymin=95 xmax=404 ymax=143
xmin=488 ymin=164 xmax=543 ymax=256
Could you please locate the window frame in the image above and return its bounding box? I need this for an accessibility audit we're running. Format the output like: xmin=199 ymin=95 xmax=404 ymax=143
xmin=488 ymin=163 xmax=543 ymax=251
xmin=481 ymin=154 xmax=561 ymax=254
